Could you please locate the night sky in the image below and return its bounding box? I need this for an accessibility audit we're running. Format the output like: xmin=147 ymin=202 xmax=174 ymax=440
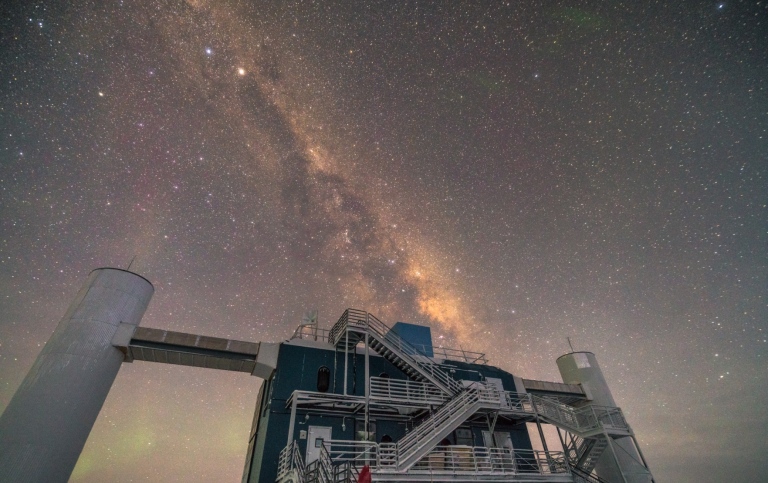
xmin=1 ymin=1 xmax=766 ymax=481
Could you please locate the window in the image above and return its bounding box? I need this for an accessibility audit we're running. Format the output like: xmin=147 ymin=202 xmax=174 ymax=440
xmin=317 ymin=366 xmax=330 ymax=393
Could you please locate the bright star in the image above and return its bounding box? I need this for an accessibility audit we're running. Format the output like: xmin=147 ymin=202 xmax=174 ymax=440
xmin=238 ymin=68 xmax=246 ymax=76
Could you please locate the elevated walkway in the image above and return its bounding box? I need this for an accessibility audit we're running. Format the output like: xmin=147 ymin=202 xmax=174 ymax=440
xmin=279 ymin=439 xmax=573 ymax=483
xmin=531 ymin=396 xmax=631 ymax=439
xmin=111 ymin=325 xmax=278 ymax=378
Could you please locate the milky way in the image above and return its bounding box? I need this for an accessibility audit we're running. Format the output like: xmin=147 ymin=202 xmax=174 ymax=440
xmin=1 ymin=1 xmax=766 ymax=482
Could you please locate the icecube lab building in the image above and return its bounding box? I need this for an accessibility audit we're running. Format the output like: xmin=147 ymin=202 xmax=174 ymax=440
xmin=0 ymin=268 xmax=654 ymax=483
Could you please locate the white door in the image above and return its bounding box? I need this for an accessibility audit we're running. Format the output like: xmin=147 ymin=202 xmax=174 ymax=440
xmin=486 ymin=377 xmax=508 ymax=408
xmin=306 ymin=426 xmax=332 ymax=464
xmin=494 ymin=432 xmax=514 ymax=452
xmin=482 ymin=430 xmax=514 ymax=450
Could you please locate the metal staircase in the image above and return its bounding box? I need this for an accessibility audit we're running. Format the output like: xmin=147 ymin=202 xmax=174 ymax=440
xmin=532 ymin=395 xmax=632 ymax=480
xmin=328 ymin=309 xmax=500 ymax=471
xmin=280 ymin=441 xmax=357 ymax=483
xmin=531 ymin=395 xmax=630 ymax=438
xmin=328 ymin=309 xmax=463 ymax=395
xmin=326 ymin=309 xmax=637 ymax=480
xmin=378 ymin=383 xmax=501 ymax=471
xmin=564 ymin=434 xmax=609 ymax=475
xmin=570 ymin=464 xmax=612 ymax=483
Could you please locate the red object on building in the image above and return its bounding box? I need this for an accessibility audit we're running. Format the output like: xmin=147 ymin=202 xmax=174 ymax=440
xmin=357 ymin=465 xmax=371 ymax=483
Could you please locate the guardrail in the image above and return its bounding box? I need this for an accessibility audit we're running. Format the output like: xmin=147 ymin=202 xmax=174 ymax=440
xmin=320 ymin=440 xmax=568 ymax=477
xmin=305 ymin=445 xmax=334 ymax=483
xmin=391 ymin=383 xmax=507 ymax=469
xmin=593 ymin=406 xmax=628 ymax=431
xmin=278 ymin=440 xmax=305 ymax=483
xmin=426 ymin=345 xmax=489 ymax=365
xmin=299 ymin=309 xmax=487 ymax=364
xmin=329 ymin=309 xmax=465 ymax=395
xmin=324 ymin=440 xmax=379 ymax=467
xmin=502 ymin=391 xmax=535 ymax=413
xmin=531 ymin=395 xmax=629 ymax=435
xmin=291 ymin=325 xmax=332 ymax=342
xmin=369 ymin=375 xmax=534 ymax=415
xmin=369 ymin=376 xmax=449 ymax=406
xmin=410 ymin=446 xmax=568 ymax=476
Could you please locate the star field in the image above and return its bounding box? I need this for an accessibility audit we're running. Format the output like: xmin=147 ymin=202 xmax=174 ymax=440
xmin=1 ymin=1 xmax=766 ymax=482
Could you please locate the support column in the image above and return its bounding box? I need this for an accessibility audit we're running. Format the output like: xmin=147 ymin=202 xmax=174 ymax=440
xmin=0 ymin=268 xmax=154 ymax=482
xmin=343 ymin=328 xmax=349 ymax=396
xmin=557 ymin=351 xmax=653 ymax=482
xmin=287 ymin=397 xmax=298 ymax=446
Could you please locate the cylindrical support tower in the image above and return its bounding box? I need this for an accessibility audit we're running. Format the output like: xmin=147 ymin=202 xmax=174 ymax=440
xmin=557 ymin=351 xmax=617 ymax=407
xmin=0 ymin=268 xmax=154 ymax=482
xmin=557 ymin=351 xmax=652 ymax=483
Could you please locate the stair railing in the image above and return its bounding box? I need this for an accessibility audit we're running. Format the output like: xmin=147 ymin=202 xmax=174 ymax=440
xmin=570 ymin=464 xmax=612 ymax=483
xmin=393 ymin=383 xmax=501 ymax=469
xmin=531 ymin=395 xmax=630 ymax=435
xmin=278 ymin=441 xmax=306 ymax=483
xmin=368 ymin=376 xmax=449 ymax=406
xmin=329 ymin=309 xmax=464 ymax=395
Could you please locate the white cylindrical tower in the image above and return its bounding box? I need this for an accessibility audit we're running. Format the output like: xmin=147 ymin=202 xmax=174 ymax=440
xmin=0 ymin=268 xmax=154 ymax=482
xmin=557 ymin=351 xmax=616 ymax=407
xmin=557 ymin=351 xmax=652 ymax=483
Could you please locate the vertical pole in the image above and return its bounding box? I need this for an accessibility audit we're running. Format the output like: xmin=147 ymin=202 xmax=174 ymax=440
xmin=0 ymin=268 xmax=154 ymax=483
xmin=343 ymin=327 xmax=349 ymax=396
xmin=555 ymin=427 xmax=567 ymax=453
xmin=535 ymin=417 xmax=550 ymax=453
xmin=364 ymin=317 xmax=370 ymax=441
xmin=555 ymin=428 xmax=577 ymax=478
xmin=287 ymin=397 xmax=298 ymax=446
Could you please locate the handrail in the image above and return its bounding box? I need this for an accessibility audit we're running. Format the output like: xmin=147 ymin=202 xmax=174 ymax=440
xmin=278 ymin=441 xmax=306 ymax=483
xmin=501 ymin=391 xmax=535 ymax=413
xmin=431 ymin=345 xmax=488 ymax=364
xmin=320 ymin=441 xmax=569 ymax=477
xmin=329 ymin=309 xmax=464 ymax=395
xmin=317 ymin=445 xmax=334 ymax=483
xmin=324 ymin=440 xmax=378 ymax=466
xmin=291 ymin=325 xmax=332 ymax=342
xmin=531 ymin=395 xmax=630 ymax=435
xmin=294 ymin=309 xmax=487 ymax=365
xmin=393 ymin=383 xmax=504 ymax=468
xmin=368 ymin=376 xmax=449 ymax=406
